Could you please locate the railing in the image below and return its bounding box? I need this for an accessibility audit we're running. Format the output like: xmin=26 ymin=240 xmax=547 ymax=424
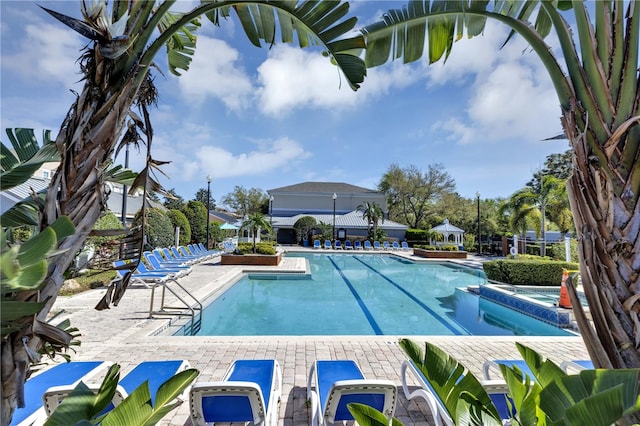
xmin=148 ymin=278 xmax=203 ymax=335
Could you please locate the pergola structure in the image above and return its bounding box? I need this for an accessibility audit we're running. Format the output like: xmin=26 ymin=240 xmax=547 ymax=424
xmin=430 ymin=219 xmax=465 ymax=247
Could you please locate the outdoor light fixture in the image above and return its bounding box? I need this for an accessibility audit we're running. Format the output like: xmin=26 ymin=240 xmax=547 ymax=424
xmin=332 ymin=192 xmax=337 ymax=242
xmin=476 ymin=192 xmax=481 ymax=254
xmin=206 ymin=175 xmax=211 ymax=250
xmin=269 ymin=195 xmax=274 ymax=226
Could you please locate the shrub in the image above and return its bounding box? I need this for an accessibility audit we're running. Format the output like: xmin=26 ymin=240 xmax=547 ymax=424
xmin=235 ymin=242 xmax=276 ymax=255
xmin=414 ymin=244 xmax=459 ymax=251
xmin=85 ymin=211 xmax=124 ymax=268
xmin=483 ymin=259 xmax=579 ymax=286
xmin=166 ymin=209 xmax=191 ymax=246
xmin=133 ymin=207 xmax=173 ymax=248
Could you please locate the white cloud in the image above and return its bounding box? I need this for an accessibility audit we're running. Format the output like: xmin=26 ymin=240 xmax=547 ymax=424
xmin=256 ymin=44 xmax=420 ymax=116
xmin=149 ymin=132 xmax=311 ymax=185
xmin=3 ymin=21 xmax=83 ymax=88
xmin=177 ymin=37 xmax=254 ymax=111
xmin=427 ymin=21 xmax=562 ymax=145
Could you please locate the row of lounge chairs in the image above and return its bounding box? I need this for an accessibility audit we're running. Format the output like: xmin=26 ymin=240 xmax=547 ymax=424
xmin=314 ymin=239 xmax=412 ymax=251
xmin=111 ymin=243 xmax=223 ymax=287
xmin=12 ymin=354 xmax=593 ymax=425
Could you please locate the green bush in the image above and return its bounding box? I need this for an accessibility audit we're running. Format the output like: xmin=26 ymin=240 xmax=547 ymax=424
xmin=414 ymin=244 xmax=459 ymax=251
xmin=133 ymin=207 xmax=173 ymax=248
xmin=166 ymin=209 xmax=191 ymax=246
xmin=405 ymin=228 xmax=433 ymax=245
xmin=236 ymin=242 xmax=276 ymax=255
xmin=483 ymin=259 xmax=579 ymax=286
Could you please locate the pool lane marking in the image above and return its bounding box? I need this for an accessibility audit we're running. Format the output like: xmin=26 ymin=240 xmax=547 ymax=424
xmin=327 ymin=256 xmax=383 ymax=335
xmin=352 ymin=256 xmax=464 ymax=335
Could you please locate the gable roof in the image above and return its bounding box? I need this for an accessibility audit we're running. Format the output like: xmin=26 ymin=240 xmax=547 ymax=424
xmin=268 ymin=182 xmax=377 ymax=194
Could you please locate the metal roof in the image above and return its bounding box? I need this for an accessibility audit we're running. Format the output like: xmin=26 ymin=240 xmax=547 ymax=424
xmin=268 ymin=182 xmax=377 ymax=194
xmin=430 ymin=219 xmax=464 ymax=233
xmin=271 ymin=210 xmax=407 ymax=230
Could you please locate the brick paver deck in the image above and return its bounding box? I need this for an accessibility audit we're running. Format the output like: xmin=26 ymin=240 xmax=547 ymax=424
xmin=49 ymin=248 xmax=589 ymax=425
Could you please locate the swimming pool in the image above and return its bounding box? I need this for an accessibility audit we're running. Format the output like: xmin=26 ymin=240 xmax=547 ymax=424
xmin=178 ymin=253 xmax=573 ymax=336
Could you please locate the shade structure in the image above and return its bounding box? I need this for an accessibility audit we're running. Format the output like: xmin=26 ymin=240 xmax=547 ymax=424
xmin=220 ymin=223 xmax=238 ymax=230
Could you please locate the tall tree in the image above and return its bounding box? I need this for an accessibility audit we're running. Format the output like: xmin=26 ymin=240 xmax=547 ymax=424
xmin=378 ymin=163 xmax=456 ymax=228
xmin=362 ymin=1 xmax=640 ymax=370
xmin=222 ymin=186 xmax=268 ymax=219
xmin=194 ymin=187 xmax=215 ymax=210
xmin=528 ymin=149 xmax=574 ymax=190
xmin=356 ymin=201 xmax=384 ymax=239
xmin=181 ymin=201 xmax=207 ymax=244
xmin=1 ymin=2 xmax=366 ymax=422
xmin=163 ymin=188 xmax=185 ymax=210
xmin=509 ymin=175 xmax=567 ymax=257
xmin=241 ymin=212 xmax=271 ymax=253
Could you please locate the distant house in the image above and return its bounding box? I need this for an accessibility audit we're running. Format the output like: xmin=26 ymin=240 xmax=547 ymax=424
xmin=267 ymin=181 xmax=407 ymax=244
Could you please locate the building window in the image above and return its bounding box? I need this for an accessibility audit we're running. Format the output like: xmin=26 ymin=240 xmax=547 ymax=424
xmin=42 ymin=170 xmax=50 ymax=179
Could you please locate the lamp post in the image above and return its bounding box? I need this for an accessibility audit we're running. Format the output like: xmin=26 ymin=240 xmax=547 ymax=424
xmin=269 ymin=195 xmax=274 ymax=226
xmin=332 ymin=193 xmax=337 ymax=242
xmin=206 ymin=175 xmax=211 ymax=249
xmin=476 ymin=192 xmax=481 ymax=254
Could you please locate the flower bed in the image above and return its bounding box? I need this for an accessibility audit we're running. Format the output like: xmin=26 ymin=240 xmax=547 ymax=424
xmin=220 ymin=252 xmax=283 ymax=266
xmin=413 ymin=248 xmax=467 ymax=259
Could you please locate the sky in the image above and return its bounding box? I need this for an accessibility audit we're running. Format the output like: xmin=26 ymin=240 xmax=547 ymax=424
xmin=0 ymin=0 xmax=571 ymax=209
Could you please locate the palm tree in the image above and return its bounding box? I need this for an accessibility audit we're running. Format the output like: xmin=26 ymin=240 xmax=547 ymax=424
xmin=509 ymin=175 xmax=567 ymax=257
xmin=361 ymin=1 xmax=639 ymax=371
xmin=1 ymin=2 xmax=366 ymax=423
xmin=357 ymin=201 xmax=384 ymax=240
xmin=241 ymin=213 xmax=271 ymax=253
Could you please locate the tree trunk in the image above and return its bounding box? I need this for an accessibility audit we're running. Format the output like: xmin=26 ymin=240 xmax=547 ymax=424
xmin=0 ymin=62 xmax=139 ymax=424
xmin=565 ymin=110 xmax=640 ymax=370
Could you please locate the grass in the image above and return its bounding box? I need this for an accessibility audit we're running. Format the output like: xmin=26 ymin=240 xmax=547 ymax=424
xmin=61 ymin=269 xmax=117 ymax=296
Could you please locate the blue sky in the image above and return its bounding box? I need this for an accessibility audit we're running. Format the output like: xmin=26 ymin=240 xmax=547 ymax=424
xmin=1 ymin=1 xmax=570 ymax=208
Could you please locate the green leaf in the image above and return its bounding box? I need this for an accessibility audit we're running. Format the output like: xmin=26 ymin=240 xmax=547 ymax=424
xmin=4 ymin=260 xmax=48 ymax=291
xmin=0 ymin=300 xmax=45 ymax=323
xmin=18 ymin=227 xmax=56 ymax=266
xmin=49 ymin=216 xmax=75 ymax=242
xmin=347 ymin=402 xmax=392 ymax=425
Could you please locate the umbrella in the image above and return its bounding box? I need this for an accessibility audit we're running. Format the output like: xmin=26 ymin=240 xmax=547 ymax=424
xmin=220 ymin=223 xmax=238 ymax=230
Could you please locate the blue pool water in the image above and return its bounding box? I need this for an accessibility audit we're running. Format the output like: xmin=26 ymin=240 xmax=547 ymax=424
xmin=183 ymin=253 xmax=572 ymax=336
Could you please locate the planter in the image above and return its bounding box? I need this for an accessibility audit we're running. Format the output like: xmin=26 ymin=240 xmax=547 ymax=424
xmin=220 ymin=252 xmax=283 ymax=266
xmin=413 ymin=248 xmax=467 ymax=259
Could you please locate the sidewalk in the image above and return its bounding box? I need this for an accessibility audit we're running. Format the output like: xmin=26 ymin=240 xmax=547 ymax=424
xmin=50 ymin=249 xmax=588 ymax=425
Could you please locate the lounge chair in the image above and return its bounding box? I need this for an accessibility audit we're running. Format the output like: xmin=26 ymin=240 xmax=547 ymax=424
xmin=313 ymin=240 xmax=321 ymax=249
xmin=373 ymin=241 xmax=382 ymax=250
xmin=190 ymin=359 xmax=282 ymax=426
xmin=112 ymin=260 xmax=169 ymax=288
xmin=198 ymin=242 xmax=220 ymax=257
xmin=560 ymin=360 xmax=593 ymax=373
xmin=483 ymin=359 xmax=534 ymax=380
xmin=401 ymin=360 xmax=512 ymax=426
xmin=344 ymin=240 xmax=353 ymax=250
xmin=307 ymin=360 xmax=396 ymax=426
xmin=152 ymin=248 xmax=187 ymax=266
xmin=143 ymin=252 xmax=192 ymax=277
xmin=393 ymin=241 xmax=401 ymax=250
xmin=363 ymin=241 xmax=373 ymax=250
xmin=401 ymin=241 xmax=411 ymax=251
xmin=354 ymin=241 xmax=363 ymax=250
xmin=43 ymin=360 xmax=191 ymax=417
xmin=324 ymin=240 xmax=332 ymax=249
xmin=334 ymin=240 xmax=343 ymax=249
xmin=11 ymin=361 xmax=109 ymax=426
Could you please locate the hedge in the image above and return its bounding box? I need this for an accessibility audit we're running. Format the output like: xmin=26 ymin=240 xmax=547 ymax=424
xmin=414 ymin=244 xmax=459 ymax=251
xmin=483 ymin=259 xmax=579 ymax=286
xmin=236 ymin=242 xmax=276 ymax=255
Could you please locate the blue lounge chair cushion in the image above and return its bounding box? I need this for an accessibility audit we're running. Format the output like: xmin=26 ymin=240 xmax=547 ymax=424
xmin=119 ymin=360 xmax=188 ymax=406
xmin=11 ymin=361 xmax=107 ymax=426
xmin=308 ymin=360 xmax=396 ymax=425
xmin=201 ymin=360 xmax=275 ymax=422
xmin=190 ymin=359 xmax=282 ymax=425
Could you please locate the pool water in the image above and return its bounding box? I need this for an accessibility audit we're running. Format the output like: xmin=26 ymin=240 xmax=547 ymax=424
xmin=183 ymin=253 xmax=573 ymax=336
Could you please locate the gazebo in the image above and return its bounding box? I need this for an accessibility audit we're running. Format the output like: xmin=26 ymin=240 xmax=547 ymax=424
xmin=430 ymin=219 xmax=465 ymax=248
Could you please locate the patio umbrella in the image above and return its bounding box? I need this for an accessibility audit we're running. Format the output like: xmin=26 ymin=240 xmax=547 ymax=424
xmin=220 ymin=223 xmax=238 ymax=230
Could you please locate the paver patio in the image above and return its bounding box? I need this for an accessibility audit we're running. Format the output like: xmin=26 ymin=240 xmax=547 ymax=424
xmin=48 ymin=248 xmax=589 ymax=425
